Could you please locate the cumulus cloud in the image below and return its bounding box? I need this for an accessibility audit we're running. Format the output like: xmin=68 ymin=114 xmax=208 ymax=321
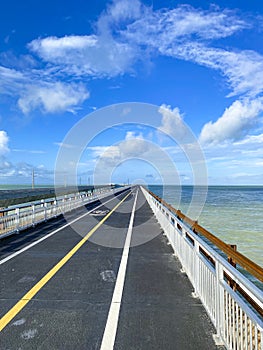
xmin=29 ymin=35 xmax=98 ymax=57
xmin=199 ymin=98 xmax=263 ymax=145
xmin=158 ymin=104 xmax=186 ymax=142
xmin=234 ymin=133 xmax=263 ymax=145
xmin=0 ymin=159 xmax=14 ymax=177
xmin=29 ymin=35 xmax=136 ymax=77
xmin=18 ymin=82 xmax=89 ymax=114
xmin=0 ymin=131 xmax=9 ymax=155
xmin=90 ymin=130 xmax=184 ymax=185
xmin=97 ymin=0 xmax=142 ymax=34
xmin=0 ymin=158 xmax=53 ymax=180
xmin=0 ymin=130 xmax=53 ymax=180
xmin=28 ymin=0 xmax=142 ymax=78
xmin=94 ymin=131 xmax=150 ymax=167
xmin=0 ymin=64 xmax=90 ymax=114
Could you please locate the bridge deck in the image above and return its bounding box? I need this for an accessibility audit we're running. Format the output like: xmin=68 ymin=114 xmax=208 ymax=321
xmin=0 ymin=187 xmax=223 ymax=349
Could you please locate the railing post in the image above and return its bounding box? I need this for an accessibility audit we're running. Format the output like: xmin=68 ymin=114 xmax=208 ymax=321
xmin=227 ymin=244 xmax=237 ymax=291
xmin=63 ymin=196 xmax=66 ymax=213
xmin=192 ymin=240 xmax=200 ymax=298
xmin=54 ymin=200 xmax=57 ymax=217
xmin=0 ymin=208 xmax=5 ymax=232
xmin=15 ymin=207 xmax=20 ymax=232
xmin=32 ymin=204 xmax=35 ymax=226
xmin=44 ymin=202 xmax=47 ymax=221
xmin=213 ymin=261 xmax=225 ymax=346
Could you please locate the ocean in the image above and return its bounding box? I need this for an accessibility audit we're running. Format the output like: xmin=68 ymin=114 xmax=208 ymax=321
xmin=148 ymin=185 xmax=263 ymax=269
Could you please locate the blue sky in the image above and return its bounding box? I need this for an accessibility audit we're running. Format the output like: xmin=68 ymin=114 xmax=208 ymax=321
xmin=0 ymin=0 xmax=263 ymax=186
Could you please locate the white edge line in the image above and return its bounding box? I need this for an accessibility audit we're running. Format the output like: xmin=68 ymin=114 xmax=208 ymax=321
xmin=100 ymin=188 xmax=138 ymax=350
xmin=0 ymin=190 xmax=128 ymax=266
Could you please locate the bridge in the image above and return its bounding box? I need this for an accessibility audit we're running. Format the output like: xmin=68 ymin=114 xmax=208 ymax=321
xmin=0 ymin=186 xmax=262 ymax=349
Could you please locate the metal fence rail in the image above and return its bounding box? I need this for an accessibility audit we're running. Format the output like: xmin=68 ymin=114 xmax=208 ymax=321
xmin=0 ymin=186 xmax=123 ymax=239
xmin=141 ymin=186 xmax=263 ymax=350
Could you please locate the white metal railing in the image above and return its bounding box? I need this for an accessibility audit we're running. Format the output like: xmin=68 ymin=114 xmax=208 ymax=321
xmin=141 ymin=186 xmax=263 ymax=350
xmin=0 ymin=186 xmax=126 ymax=239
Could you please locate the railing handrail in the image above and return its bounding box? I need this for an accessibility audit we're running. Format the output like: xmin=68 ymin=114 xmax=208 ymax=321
xmin=0 ymin=186 xmax=128 ymax=239
xmin=147 ymin=189 xmax=263 ymax=283
xmin=142 ymin=186 xmax=263 ymax=350
xmin=2 ymin=191 xmax=87 ymax=211
xmin=0 ymin=185 xmax=116 ymax=213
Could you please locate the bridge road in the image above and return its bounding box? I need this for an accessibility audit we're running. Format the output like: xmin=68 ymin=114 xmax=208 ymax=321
xmin=0 ymin=186 xmax=223 ymax=349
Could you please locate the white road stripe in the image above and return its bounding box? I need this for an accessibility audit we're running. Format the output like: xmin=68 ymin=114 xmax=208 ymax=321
xmin=0 ymin=191 xmax=128 ymax=265
xmin=100 ymin=188 xmax=138 ymax=350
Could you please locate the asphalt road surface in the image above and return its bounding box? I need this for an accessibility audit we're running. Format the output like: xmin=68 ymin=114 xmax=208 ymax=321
xmin=0 ymin=186 xmax=224 ymax=350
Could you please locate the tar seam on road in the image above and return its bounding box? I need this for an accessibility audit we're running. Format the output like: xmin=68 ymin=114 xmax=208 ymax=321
xmin=100 ymin=188 xmax=138 ymax=350
xmin=0 ymin=190 xmax=127 ymax=266
xmin=0 ymin=190 xmax=131 ymax=332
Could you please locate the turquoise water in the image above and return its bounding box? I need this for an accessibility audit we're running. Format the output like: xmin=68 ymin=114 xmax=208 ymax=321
xmin=149 ymin=185 xmax=263 ymax=268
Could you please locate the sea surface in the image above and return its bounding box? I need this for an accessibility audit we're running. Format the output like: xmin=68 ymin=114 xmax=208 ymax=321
xmin=148 ymin=185 xmax=263 ymax=268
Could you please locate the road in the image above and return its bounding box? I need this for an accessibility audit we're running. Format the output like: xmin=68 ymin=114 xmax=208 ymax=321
xmin=0 ymin=186 xmax=223 ymax=349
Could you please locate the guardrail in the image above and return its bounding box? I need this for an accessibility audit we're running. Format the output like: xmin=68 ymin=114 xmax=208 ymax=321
xmin=0 ymin=186 xmax=124 ymax=239
xmin=141 ymin=186 xmax=263 ymax=350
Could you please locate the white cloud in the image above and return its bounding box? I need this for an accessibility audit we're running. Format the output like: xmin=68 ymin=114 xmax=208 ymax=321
xmin=54 ymin=142 xmax=78 ymax=149
xmin=0 ymin=157 xmax=53 ymax=180
xmin=28 ymin=0 xmax=143 ymax=78
xmin=125 ymin=4 xmax=248 ymax=44
xmin=0 ymin=131 xmax=9 ymax=155
xmin=0 ymin=66 xmax=25 ymax=82
xmin=29 ymin=35 xmax=98 ymax=56
xmin=158 ymin=104 xmax=186 ymax=142
xmin=119 ymin=131 xmax=150 ymax=157
xmin=0 ymin=158 xmax=14 ymax=177
xmin=0 ymin=0 xmax=262 ymax=117
xmin=86 ymin=146 xmax=108 ymax=157
xmin=198 ymin=121 xmax=263 ymax=184
xmin=0 ymin=65 xmax=90 ymax=114
xmin=199 ymin=98 xmax=263 ymax=145
xmin=18 ymin=82 xmax=89 ymax=114
xmin=0 ymin=66 xmax=26 ymax=96
xmin=158 ymin=104 xmax=203 ymax=156
xmin=167 ymin=43 xmax=263 ymax=97
xmin=29 ymin=34 xmax=136 ymax=78
xmin=234 ymin=133 xmax=263 ymax=145
xmin=12 ymin=148 xmax=46 ymax=154
xmin=122 ymin=4 xmax=263 ymax=100
xmin=122 ymin=4 xmax=262 ymax=98
xmin=27 ymin=2 xmax=250 ymax=84
xmin=90 ymin=130 xmax=185 ymax=185
xmin=95 ymin=131 xmax=150 ymax=167
xmin=98 ymin=0 xmax=142 ymax=32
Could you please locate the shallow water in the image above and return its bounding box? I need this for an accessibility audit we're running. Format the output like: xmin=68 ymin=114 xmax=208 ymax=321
xmin=149 ymin=185 xmax=263 ymax=268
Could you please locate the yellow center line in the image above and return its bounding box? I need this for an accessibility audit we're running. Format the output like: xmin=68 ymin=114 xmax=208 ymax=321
xmin=0 ymin=190 xmax=131 ymax=332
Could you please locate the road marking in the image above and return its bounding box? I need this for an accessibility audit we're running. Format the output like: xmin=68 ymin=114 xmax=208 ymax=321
xmin=100 ymin=188 xmax=138 ymax=350
xmin=0 ymin=190 xmax=128 ymax=266
xmin=0 ymin=191 xmax=131 ymax=332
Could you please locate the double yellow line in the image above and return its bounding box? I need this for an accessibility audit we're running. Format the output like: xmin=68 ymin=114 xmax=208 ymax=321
xmin=0 ymin=191 xmax=131 ymax=332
